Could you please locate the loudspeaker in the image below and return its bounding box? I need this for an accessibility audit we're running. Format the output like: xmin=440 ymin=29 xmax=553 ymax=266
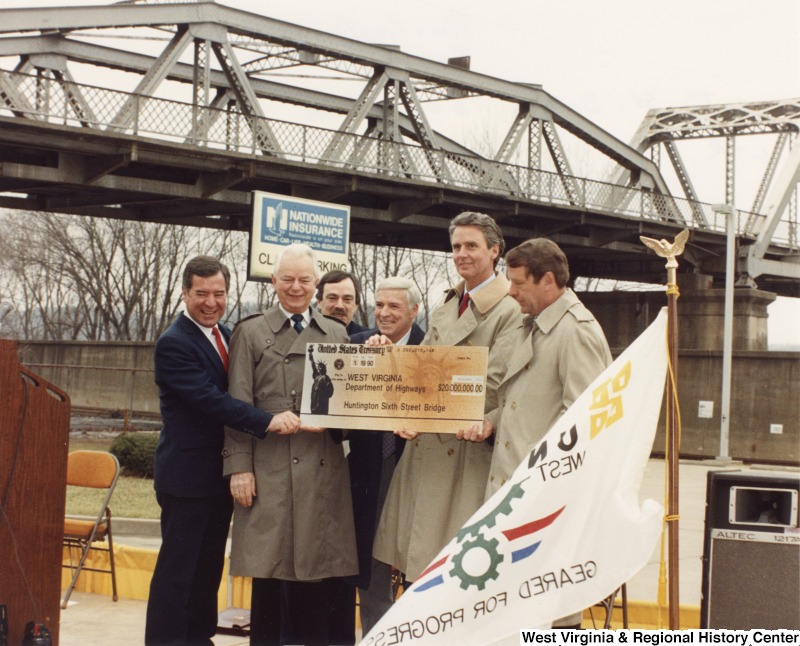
xmin=701 ymin=470 xmax=800 ymax=629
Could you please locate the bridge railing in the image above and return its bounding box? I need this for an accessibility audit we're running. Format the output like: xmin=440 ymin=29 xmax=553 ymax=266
xmin=1 ymin=70 xmax=794 ymax=247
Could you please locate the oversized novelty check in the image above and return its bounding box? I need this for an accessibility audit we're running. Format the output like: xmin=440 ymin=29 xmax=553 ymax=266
xmin=300 ymin=343 xmax=488 ymax=433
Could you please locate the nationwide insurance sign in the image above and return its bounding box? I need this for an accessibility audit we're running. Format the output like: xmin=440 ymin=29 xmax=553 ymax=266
xmin=248 ymin=191 xmax=351 ymax=281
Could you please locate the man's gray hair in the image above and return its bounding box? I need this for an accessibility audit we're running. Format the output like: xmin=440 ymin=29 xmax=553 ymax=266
xmin=376 ymin=276 xmax=422 ymax=308
xmin=273 ymin=243 xmax=319 ymax=279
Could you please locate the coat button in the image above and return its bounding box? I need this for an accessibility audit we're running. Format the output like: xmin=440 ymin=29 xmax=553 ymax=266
xmin=320 ymin=459 xmax=325 ymax=466
xmin=415 ymin=440 xmax=421 ymax=447
xmin=447 ymin=448 xmax=454 ymax=456
xmin=490 ymin=475 xmax=495 ymax=482
xmin=511 ymin=401 xmax=517 ymax=410
xmin=504 ymin=441 xmax=510 ymax=449
xmin=222 ymin=449 xmax=229 ymax=456
xmin=284 ymin=358 xmax=290 ymax=364
xmin=292 ymin=457 xmax=300 ymax=464
xmin=291 ymin=389 xmax=297 ymax=396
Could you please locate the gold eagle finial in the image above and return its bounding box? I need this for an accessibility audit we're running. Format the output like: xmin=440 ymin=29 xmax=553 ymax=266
xmin=640 ymin=229 xmax=689 ymax=269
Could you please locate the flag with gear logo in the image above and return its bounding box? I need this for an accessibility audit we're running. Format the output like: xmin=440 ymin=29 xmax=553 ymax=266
xmin=360 ymin=308 xmax=669 ymax=645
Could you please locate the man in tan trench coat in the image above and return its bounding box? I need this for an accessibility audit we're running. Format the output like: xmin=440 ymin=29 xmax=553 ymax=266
xmin=223 ymin=243 xmax=357 ymax=646
xmin=372 ymin=211 xmax=521 ymax=583
xmin=484 ymin=237 xmax=612 ymax=628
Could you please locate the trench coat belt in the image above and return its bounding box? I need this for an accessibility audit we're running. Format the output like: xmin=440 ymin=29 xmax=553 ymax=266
xmin=260 ymin=396 xmax=300 ymax=414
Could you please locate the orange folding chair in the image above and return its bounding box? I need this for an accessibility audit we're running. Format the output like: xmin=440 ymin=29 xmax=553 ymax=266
xmin=62 ymin=450 xmax=120 ymax=609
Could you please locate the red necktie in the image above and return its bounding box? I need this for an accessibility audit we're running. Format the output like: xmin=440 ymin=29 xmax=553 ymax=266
xmin=458 ymin=292 xmax=470 ymax=317
xmin=211 ymin=327 xmax=229 ymax=372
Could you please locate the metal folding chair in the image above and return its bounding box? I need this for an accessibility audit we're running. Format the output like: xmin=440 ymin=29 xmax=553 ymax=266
xmin=62 ymin=450 xmax=120 ymax=609
xmin=590 ymin=583 xmax=629 ymax=628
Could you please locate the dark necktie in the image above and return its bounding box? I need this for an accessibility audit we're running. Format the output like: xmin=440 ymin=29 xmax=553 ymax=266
xmin=211 ymin=327 xmax=229 ymax=372
xmin=291 ymin=313 xmax=305 ymax=333
xmin=458 ymin=292 xmax=470 ymax=317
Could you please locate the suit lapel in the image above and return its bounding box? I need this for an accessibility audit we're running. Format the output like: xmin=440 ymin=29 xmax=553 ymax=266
xmin=265 ymin=308 xmax=295 ymax=357
xmin=430 ymin=297 xmax=476 ymax=345
xmin=409 ymin=323 xmax=426 ymax=345
xmin=219 ymin=322 xmax=232 ymax=343
xmin=178 ymin=313 xmax=226 ymax=378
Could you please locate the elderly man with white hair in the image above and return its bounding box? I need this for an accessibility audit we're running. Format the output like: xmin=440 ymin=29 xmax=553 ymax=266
xmin=223 ymin=243 xmax=357 ymax=646
xmin=347 ymin=276 xmax=426 ymax=633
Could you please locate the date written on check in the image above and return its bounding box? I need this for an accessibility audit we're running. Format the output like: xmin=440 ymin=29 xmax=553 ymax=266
xmin=300 ymin=343 xmax=488 ymax=433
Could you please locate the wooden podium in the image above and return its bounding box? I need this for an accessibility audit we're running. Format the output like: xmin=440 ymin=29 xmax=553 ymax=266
xmin=0 ymin=339 xmax=71 ymax=646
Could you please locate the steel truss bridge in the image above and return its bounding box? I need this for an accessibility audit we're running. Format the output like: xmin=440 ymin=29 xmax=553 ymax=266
xmin=0 ymin=1 xmax=798 ymax=295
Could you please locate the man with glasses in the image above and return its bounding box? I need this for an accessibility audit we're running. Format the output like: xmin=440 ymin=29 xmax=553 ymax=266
xmin=223 ymin=244 xmax=357 ymax=645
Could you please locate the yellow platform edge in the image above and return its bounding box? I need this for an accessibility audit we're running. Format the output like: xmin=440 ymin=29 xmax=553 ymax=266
xmin=62 ymin=543 xmax=700 ymax=630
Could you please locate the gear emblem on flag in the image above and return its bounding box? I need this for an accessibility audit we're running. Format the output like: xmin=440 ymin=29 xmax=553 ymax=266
xmin=456 ymin=480 xmax=527 ymax=541
xmin=449 ymin=534 xmax=503 ymax=590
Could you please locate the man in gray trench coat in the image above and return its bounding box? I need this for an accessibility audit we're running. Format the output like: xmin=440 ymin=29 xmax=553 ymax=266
xmin=372 ymin=211 xmax=522 ymax=583
xmin=223 ymin=243 xmax=357 ymax=646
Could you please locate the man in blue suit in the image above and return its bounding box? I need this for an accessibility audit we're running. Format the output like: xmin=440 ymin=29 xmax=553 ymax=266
xmin=347 ymin=276 xmax=425 ymax=634
xmin=145 ymin=255 xmax=282 ymax=646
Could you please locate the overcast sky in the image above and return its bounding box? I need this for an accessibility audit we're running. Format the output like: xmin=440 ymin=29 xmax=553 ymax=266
xmin=3 ymin=0 xmax=799 ymax=345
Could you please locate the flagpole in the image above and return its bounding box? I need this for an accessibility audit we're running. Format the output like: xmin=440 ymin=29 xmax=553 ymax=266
xmin=665 ymin=255 xmax=680 ymax=629
xmin=640 ymin=230 xmax=688 ymax=630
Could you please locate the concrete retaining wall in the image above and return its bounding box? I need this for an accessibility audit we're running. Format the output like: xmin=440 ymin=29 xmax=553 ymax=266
xmin=15 ymin=339 xmax=799 ymax=464
xmin=16 ymin=340 xmax=159 ymax=416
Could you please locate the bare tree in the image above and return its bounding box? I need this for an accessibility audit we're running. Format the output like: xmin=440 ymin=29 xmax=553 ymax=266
xmin=0 ymin=214 xmax=86 ymax=339
xmin=405 ymin=249 xmax=457 ymax=328
xmin=0 ymin=211 xmax=236 ymax=340
xmin=1 ymin=210 xmax=482 ymax=341
xmin=221 ymin=231 xmax=279 ymax=324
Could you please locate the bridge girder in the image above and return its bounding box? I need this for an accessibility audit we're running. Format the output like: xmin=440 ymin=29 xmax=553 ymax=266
xmin=613 ymin=99 xmax=800 ymax=288
xmin=0 ymin=2 xmax=670 ymax=188
xmin=0 ymin=3 xmax=797 ymax=294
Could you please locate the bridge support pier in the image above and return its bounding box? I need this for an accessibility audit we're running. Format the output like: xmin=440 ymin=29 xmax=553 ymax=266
xmin=581 ymin=284 xmax=796 ymax=464
xmin=580 ymin=280 xmax=776 ymax=352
